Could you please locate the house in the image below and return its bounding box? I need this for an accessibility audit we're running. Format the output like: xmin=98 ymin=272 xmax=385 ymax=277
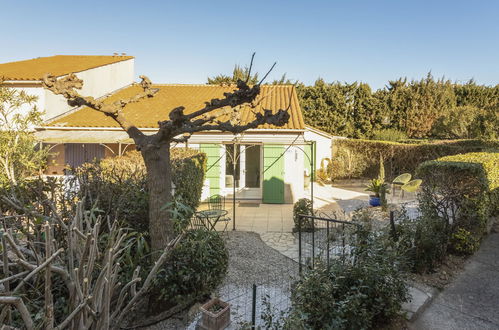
xmin=1 ymin=55 xmax=333 ymax=204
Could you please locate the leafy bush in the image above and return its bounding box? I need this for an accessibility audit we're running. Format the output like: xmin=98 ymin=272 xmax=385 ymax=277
xmin=289 ymin=227 xmax=409 ymax=329
xmin=293 ymin=198 xmax=313 ymax=230
xmin=73 ymin=148 xmax=206 ymax=233
xmin=153 ymin=229 xmax=228 ymax=306
xmin=395 ymin=212 xmax=450 ymax=273
xmin=170 ymin=148 xmax=207 ymax=210
xmin=332 ymin=138 xmax=498 ymax=180
xmin=371 ymin=128 xmax=408 ymax=141
xmin=449 ymin=228 xmax=480 ymax=255
xmin=416 ymin=152 xmax=499 ymax=238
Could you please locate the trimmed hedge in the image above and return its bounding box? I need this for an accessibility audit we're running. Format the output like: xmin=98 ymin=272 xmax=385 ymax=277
xmin=416 ymin=152 xmax=499 ymax=240
xmin=332 ymin=139 xmax=498 ymax=180
xmin=76 ymin=148 xmax=206 ymax=232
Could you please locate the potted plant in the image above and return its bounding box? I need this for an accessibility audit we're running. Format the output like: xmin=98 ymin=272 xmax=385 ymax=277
xmin=365 ymin=155 xmax=390 ymax=207
xmin=365 ymin=178 xmax=388 ymax=207
xmin=199 ymin=298 xmax=230 ymax=330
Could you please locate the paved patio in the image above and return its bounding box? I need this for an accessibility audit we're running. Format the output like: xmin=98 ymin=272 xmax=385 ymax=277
xmin=198 ymin=180 xmax=417 ymax=262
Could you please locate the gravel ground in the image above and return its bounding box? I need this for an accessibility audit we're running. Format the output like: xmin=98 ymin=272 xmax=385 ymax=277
xmin=222 ymin=231 xmax=298 ymax=286
xmin=143 ymin=231 xmax=298 ymax=329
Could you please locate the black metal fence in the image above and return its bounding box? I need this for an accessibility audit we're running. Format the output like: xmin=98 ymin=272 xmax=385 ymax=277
xmin=298 ymin=213 xmax=361 ymax=274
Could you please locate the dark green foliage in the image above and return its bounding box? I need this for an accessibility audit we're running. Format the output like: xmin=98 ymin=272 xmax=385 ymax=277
xmin=394 ymin=213 xmax=450 ymax=273
xmin=153 ymin=229 xmax=228 ymax=305
xmin=289 ymin=227 xmax=409 ymax=330
xmin=207 ymin=65 xmax=259 ymax=85
xmin=170 ymin=148 xmax=207 ymax=211
xmin=293 ymin=198 xmax=313 ymax=230
xmin=416 ymin=152 xmax=499 ymax=238
xmin=332 ymin=139 xmax=498 ymax=180
xmin=449 ymin=228 xmax=480 ymax=255
xmin=297 ymin=74 xmax=499 ymax=139
xmin=74 ymin=149 xmax=206 ymax=233
xmin=298 ymin=80 xmax=383 ymax=138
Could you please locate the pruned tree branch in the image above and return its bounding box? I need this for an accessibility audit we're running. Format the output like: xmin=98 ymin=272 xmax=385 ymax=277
xmin=42 ymin=73 xmax=158 ymax=142
xmin=42 ymin=56 xmax=289 ymax=151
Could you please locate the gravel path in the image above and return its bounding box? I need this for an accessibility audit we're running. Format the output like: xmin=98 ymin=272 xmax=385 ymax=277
xmin=144 ymin=231 xmax=298 ymax=329
xmin=222 ymin=231 xmax=299 ymax=286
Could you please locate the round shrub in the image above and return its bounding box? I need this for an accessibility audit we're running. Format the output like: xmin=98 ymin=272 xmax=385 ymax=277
xmin=449 ymin=228 xmax=480 ymax=255
xmin=153 ymin=229 xmax=228 ymax=305
xmin=290 ymin=236 xmax=409 ymax=329
xmin=293 ymin=198 xmax=313 ymax=231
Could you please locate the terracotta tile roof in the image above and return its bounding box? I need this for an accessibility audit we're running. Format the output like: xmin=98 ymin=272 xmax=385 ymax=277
xmin=0 ymin=55 xmax=134 ymax=81
xmin=46 ymin=84 xmax=304 ymax=130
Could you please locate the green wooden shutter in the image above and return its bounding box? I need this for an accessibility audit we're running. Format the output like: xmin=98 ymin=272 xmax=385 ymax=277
xmin=263 ymin=145 xmax=285 ymax=204
xmin=200 ymin=144 xmax=221 ymax=196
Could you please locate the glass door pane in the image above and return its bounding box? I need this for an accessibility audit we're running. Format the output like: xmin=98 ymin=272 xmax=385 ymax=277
xmin=225 ymin=144 xmax=240 ymax=188
xmin=245 ymin=145 xmax=261 ymax=188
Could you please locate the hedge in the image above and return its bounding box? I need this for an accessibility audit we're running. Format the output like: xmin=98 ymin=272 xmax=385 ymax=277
xmin=416 ymin=152 xmax=499 ymax=238
xmin=332 ymin=139 xmax=498 ymax=180
xmin=77 ymin=148 xmax=206 ymax=232
xmin=170 ymin=148 xmax=207 ymax=210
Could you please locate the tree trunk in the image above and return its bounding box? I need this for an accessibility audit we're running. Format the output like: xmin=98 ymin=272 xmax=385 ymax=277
xmin=141 ymin=142 xmax=174 ymax=251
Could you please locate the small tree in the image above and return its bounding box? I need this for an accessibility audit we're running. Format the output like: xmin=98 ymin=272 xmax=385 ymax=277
xmin=0 ymin=84 xmax=48 ymax=185
xmin=43 ymin=57 xmax=290 ymax=251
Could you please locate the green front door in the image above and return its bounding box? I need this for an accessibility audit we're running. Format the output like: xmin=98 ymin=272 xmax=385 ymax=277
xmin=200 ymin=144 xmax=221 ymax=196
xmin=263 ymin=145 xmax=285 ymax=203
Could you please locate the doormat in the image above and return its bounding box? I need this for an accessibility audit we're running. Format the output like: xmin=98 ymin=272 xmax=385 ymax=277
xmin=239 ymin=203 xmax=260 ymax=207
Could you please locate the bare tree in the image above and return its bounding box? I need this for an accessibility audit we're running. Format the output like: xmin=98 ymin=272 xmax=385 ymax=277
xmin=43 ymin=57 xmax=290 ymax=250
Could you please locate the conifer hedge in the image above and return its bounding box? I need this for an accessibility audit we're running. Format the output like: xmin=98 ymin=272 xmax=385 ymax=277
xmin=332 ymin=139 xmax=498 ymax=180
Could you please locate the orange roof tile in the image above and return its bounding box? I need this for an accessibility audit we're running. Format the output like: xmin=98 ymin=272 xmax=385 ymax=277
xmin=0 ymin=55 xmax=134 ymax=81
xmin=46 ymin=84 xmax=304 ymax=130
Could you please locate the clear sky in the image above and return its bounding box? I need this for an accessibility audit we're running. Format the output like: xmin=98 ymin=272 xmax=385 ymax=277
xmin=1 ymin=0 xmax=498 ymax=90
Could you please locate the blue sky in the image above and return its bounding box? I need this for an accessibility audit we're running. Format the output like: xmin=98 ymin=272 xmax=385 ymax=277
xmin=1 ymin=0 xmax=498 ymax=89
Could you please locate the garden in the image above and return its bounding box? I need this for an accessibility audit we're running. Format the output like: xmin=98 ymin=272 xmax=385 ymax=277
xmin=1 ymin=74 xmax=498 ymax=330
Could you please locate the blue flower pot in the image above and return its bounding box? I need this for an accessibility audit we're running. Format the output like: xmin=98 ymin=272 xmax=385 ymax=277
xmin=369 ymin=196 xmax=381 ymax=207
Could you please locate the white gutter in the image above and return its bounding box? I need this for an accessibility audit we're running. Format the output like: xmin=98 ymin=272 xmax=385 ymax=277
xmin=36 ymin=126 xmax=305 ymax=133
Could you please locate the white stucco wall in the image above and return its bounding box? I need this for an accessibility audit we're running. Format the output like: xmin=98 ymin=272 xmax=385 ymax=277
xmin=284 ymin=145 xmax=305 ymax=203
xmin=1 ymin=87 xmax=45 ymax=130
xmin=304 ymin=128 xmax=333 ymax=169
xmin=43 ymin=59 xmax=135 ymax=120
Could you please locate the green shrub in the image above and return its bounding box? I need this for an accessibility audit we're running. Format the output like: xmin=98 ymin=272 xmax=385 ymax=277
xmin=449 ymin=228 xmax=480 ymax=255
xmin=332 ymin=138 xmax=498 ymax=180
xmin=170 ymin=148 xmax=207 ymax=211
xmin=74 ymin=148 xmax=206 ymax=233
xmin=416 ymin=152 xmax=499 ymax=238
xmin=293 ymin=198 xmax=313 ymax=230
xmin=153 ymin=229 xmax=228 ymax=306
xmin=371 ymin=128 xmax=408 ymax=141
xmin=395 ymin=212 xmax=450 ymax=273
xmin=289 ymin=228 xmax=409 ymax=329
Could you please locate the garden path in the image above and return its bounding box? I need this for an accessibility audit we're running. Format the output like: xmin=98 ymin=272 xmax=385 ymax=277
xmin=410 ymin=229 xmax=499 ymax=330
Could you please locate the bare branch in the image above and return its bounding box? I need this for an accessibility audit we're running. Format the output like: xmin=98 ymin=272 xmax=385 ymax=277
xmin=114 ymin=233 xmax=184 ymax=328
xmin=0 ymin=297 xmax=34 ymax=330
xmin=246 ymin=52 xmax=256 ymax=83
xmin=258 ymin=61 xmax=277 ymax=85
xmin=42 ymin=74 xmax=158 ymax=142
xmin=12 ymin=248 xmax=64 ymax=294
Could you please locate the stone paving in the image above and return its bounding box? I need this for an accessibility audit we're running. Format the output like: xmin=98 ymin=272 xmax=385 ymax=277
xmin=410 ymin=230 xmax=499 ymax=329
xmin=201 ymin=181 xmax=419 ymax=262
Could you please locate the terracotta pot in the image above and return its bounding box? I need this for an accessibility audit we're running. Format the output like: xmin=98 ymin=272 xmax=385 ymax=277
xmin=199 ymin=298 xmax=230 ymax=330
